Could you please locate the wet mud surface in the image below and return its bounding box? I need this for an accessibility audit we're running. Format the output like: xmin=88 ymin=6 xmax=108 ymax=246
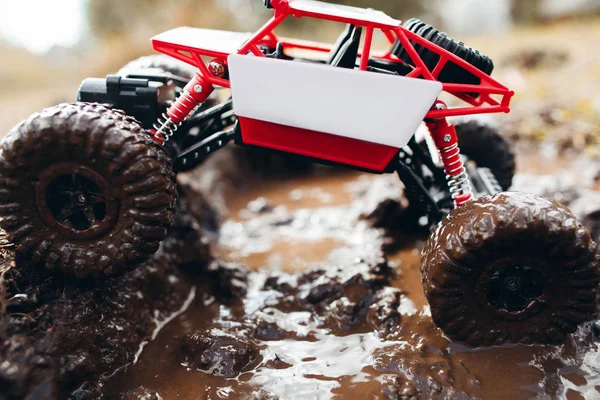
xmin=91 ymin=144 xmax=600 ymax=400
xmin=0 ymin=189 xmax=216 ymax=399
xmin=0 ymin=138 xmax=600 ymax=399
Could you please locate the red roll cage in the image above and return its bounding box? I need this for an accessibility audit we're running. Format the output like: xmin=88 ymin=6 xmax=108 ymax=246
xmin=152 ymin=0 xmax=514 ymax=119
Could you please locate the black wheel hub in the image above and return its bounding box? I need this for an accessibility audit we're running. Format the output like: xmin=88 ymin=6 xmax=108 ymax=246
xmin=47 ymin=174 xmax=107 ymax=231
xmin=479 ymin=265 xmax=545 ymax=316
xmin=35 ymin=163 xmax=119 ymax=239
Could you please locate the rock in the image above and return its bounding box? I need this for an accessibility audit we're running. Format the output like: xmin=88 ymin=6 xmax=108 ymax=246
xmin=206 ymin=261 xmax=250 ymax=301
xmin=368 ymin=288 xmax=404 ymax=334
xmin=264 ymin=354 xmax=292 ymax=370
xmin=254 ymin=319 xmax=290 ymax=341
xmin=180 ymin=329 xmax=259 ymax=377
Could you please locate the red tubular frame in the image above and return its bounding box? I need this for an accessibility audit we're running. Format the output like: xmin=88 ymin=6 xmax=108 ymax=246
xmin=152 ymin=0 xmax=514 ymax=119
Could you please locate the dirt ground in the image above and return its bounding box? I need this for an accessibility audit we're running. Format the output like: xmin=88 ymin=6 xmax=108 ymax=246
xmin=1 ymin=19 xmax=600 ymax=400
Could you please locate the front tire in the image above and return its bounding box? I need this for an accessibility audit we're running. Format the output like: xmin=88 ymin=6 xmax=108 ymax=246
xmin=0 ymin=103 xmax=177 ymax=278
xmin=421 ymin=192 xmax=599 ymax=346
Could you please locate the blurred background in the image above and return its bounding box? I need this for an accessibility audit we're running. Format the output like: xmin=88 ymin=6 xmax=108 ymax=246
xmin=1 ymin=0 xmax=599 ymax=149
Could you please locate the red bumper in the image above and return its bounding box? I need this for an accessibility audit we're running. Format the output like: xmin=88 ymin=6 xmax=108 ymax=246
xmin=238 ymin=117 xmax=398 ymax=172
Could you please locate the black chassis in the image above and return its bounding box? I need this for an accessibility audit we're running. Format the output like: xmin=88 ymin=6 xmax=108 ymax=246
xmin=77 ymin=71 xmax=498 ymax=232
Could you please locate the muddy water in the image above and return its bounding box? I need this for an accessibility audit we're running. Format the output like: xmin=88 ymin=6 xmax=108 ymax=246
xmin=105 ymin=153 xmax=600 ymax=399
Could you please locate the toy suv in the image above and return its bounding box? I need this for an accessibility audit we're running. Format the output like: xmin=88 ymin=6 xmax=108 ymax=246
xmin=0 ymin=0 xmax=597 ymax=346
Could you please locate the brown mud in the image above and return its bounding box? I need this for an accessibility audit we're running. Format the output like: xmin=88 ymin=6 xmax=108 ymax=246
xmin=1 ymin=129 xmax=600 ymax=399
xmin=95 ymin=144 xmax=600 ymax=399
xmin=0 ymin=188 xmax=215 ymax=399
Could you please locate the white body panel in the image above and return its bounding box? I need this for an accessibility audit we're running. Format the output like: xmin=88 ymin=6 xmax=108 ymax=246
xmin=289 ymin=0 xmax=401 ymax=27
xmin=228 ymin=54 xmax=442 ymax=148
xmin=152 ymin=27 xmax=251 ymax=54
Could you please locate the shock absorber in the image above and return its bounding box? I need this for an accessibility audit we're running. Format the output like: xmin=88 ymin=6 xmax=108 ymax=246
xmin=425 ymin=101 xmax=473 ymax=208
xmin=152 ymin=73 xmax=215 ymax=143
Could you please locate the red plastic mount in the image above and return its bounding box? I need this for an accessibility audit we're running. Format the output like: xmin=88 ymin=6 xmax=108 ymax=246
xmin=426 ymin=119 xmax=458 ymax=153
xmin=167 ymin=74 xmax=215 ymax=124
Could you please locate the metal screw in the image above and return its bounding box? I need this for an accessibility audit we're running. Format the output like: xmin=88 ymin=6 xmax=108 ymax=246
xmin=208 ymin=60 xmax=226 ymax=77
xmin=76 ymin=193 xmax=87 ymax=204
xmin=434 ymin=102 xmax=447 ymax=111
xmin=194 ymin=85 xmax=203 ymax=93
xmin=443 ymin=134 xmax=452 ymax=142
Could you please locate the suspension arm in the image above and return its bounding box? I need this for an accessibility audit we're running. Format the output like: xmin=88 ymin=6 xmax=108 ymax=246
xmin=173 ymin=125 xmax=236 ymax=172
xmin=394 ymin=154 xmax=444 ymax=225
xmin=182 ymin=99 xmax=233 ymax=127
xmin=172 ymin=99 xmax=236 ymax=147
xmin=406 ymin=138 xmax=446 ymax=186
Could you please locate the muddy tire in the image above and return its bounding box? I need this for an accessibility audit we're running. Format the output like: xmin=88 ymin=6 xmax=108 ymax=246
xmin=0 ymin=103 xmax=177 ymax=278
xmin=118 ymin=54 xmax=196 ymax=80
xmin=421 ymin=192 xmax=600 ymax=346
xmin=456 ymin=121 xmax=515 ymax=190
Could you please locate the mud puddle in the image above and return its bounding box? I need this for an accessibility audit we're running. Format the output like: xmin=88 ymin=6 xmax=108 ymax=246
xmin=104 ymin=150 xmax=600 ymax=399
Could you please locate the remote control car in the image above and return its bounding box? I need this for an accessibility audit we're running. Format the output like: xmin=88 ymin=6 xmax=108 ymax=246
xmin=0 ymin=0 xmax=597 ymax=346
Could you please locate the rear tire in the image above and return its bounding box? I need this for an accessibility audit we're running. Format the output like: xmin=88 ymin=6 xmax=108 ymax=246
xmin=455 ymin=121 xmax=516 ymax=190
xmin=421 ymin=192 xmax=600 ymax=346
xmin=0 ymin=103 xmax=177 ymax=278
